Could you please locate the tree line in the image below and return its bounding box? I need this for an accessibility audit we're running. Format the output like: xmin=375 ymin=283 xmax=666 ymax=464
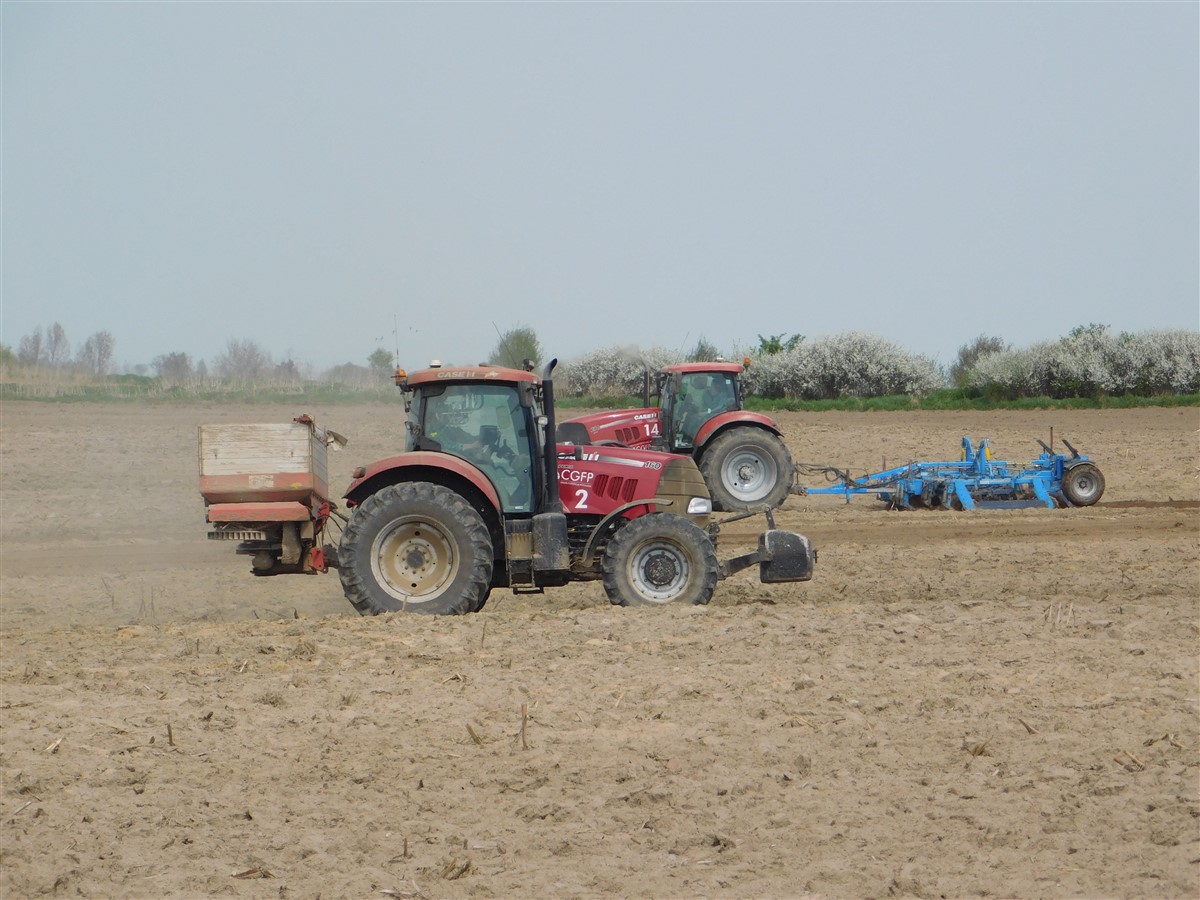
xmin=3 ymin=323 xmax=117 ymax=377
xmin=0 ymin=323 xmax=543 ymax=389
xmin=560 ymin=326 xmax=1199 ymax=400
xmin=3 ymin=321 xmax=1197 ymax=400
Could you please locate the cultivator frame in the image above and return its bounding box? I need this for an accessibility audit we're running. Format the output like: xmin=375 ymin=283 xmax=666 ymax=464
xmin=797 ymin=436 xmax=1105 ymax=510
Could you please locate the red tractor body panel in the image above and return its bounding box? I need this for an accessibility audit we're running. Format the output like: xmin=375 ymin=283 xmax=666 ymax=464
xmin=344 ymin=445 xmax=687 ymax=521
xmin=555 ymin=444 xmax=677 ymax=517
xmin=560 ymin=408 xmax=662 ymax=450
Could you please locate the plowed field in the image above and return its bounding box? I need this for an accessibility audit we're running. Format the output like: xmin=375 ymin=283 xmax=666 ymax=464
xmin=2 ymin=402 xmax=1197 ymax=898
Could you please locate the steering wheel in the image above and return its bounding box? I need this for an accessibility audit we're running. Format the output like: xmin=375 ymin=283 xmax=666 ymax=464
xmin=489 ymin=442 xmax=519 ymax=478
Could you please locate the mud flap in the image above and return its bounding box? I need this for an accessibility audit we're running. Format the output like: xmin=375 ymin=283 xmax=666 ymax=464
xmin=758 ymin=530 xmax=815 ymax=583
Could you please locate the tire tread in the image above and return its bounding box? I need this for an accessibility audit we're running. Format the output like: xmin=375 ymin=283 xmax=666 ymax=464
xmin=338 ymin=483 xmax=493 ymax=615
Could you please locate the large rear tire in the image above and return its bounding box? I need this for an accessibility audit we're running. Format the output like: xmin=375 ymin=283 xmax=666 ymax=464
xmin=700 ymin=429 xmax=794 ymax=511
xmin=338 ymin=483 xmax=493 ymax=615
xmin=602 ymin=514 xmax=718 ymax=607
xmin=1062 ymin=463 xmax=1105 ymax=506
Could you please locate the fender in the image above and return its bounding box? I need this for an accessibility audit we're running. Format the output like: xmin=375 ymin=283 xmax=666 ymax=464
xmin=693 ymin=411 xmax=782 ymax=451
xmin=343 ymin=451 xmax=501 ymax=510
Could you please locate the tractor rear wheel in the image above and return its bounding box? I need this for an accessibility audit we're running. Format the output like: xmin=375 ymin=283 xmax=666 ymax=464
xmin=1062 ymin=463 xmax=1105 ymax=506
xmin=700 ymin=429 xmax=794 ymax=511
xmin=338 ymin=483 xmax=493 ymax=615
xmin=602 ymin=513 xmax=718 ymax=607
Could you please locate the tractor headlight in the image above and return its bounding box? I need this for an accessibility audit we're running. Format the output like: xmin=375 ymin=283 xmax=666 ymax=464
xmin=687 ymin=497 xmax=712 ymax=515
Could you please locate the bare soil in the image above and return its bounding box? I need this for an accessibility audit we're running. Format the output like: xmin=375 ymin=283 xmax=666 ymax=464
xmin=2 ymin=402 xmax=1197 ymax=899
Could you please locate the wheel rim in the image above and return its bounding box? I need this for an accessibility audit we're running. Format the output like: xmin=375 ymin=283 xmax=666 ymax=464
xmin=720 ymin=448 xmax=779 ymax=503
xmin=628 ymin=539 xmax=690 ymax=604
xmin=1070 ymin=469 xmax=1102 ymax=503
xmin=370 ymin=516 xmax=458 ymax=606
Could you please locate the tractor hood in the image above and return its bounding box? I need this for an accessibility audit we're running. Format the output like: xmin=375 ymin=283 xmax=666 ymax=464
xmin=555 ymin=442 xmax=711 ymax=523
xmin=556 ymin=408 xmax=662 ymax=450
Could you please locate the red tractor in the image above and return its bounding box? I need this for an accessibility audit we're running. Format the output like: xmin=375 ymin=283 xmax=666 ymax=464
xmin=557 ymin=359 xmax=797 ymax=512
xmin=200 ymin=359 xmax=815 ymax=615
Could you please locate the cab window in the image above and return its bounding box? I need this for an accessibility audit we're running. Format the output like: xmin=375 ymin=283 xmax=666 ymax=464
xmin=672 ymin=373 xmax=737 ymax=447
xmin=420 ymin=384 xmax=536 ymax=513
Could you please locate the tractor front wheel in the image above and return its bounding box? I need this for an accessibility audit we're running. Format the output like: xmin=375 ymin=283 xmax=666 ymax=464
xmin=602 ymin=514 xmax=718 ymax=607
xmin=700 ymin=429 xmax=794 ymax=511
xmin=1062 ymin=463 xmax=1105 ymax=506
xmin=338 ymin=483 xmax=493 ymax=615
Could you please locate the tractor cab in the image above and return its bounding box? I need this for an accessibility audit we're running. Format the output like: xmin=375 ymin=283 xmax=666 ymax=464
xmin=657 ymin=362 xmax=745 ymax=450
xmin=388 ymin=364 xmax=547 ymax=516
xmin=408 ymin=379 xmax=540 ymax=513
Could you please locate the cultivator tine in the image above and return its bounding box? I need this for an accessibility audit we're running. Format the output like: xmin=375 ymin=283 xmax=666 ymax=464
xmin=1031 ymin=479 xmax=1055 ymax=508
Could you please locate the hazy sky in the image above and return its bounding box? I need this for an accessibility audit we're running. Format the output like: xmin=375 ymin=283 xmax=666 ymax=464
xmin=3 ymin=1 xmax=1197 ymax=373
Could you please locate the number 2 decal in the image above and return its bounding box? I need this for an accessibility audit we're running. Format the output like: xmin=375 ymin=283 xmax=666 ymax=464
xmin=574 ymin=488 xmax=589 ymax=510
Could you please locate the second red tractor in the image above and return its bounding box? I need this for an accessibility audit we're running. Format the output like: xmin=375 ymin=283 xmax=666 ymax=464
xmin=558 ymin=359 xmax=797 ymax=511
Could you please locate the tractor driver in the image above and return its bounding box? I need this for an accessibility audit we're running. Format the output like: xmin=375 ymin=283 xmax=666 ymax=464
xmin=424 ymin=406 xmax=484 ymax=458
xmin=677 ymin=374 xmax=728 ymax=446
xmin=424 ymin=401 xmax=530 ymax=511
xmin=695 ymin=375 xmax=728 ymax=416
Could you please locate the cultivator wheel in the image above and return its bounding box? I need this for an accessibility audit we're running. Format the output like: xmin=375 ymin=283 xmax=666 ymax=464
xmin=1062 ymin=463 xmax=1105 ymax=506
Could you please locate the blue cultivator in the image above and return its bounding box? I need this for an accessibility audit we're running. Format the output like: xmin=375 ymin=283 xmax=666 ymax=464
xmin=797 ymin=437 xmax=1105 ymax=510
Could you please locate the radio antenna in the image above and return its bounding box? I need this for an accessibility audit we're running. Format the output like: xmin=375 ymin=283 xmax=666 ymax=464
xmin=492 ymin=321 xmax=516 ymax=368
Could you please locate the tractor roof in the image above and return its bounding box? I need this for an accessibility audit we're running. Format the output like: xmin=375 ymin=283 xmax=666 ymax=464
xmin=662 ymin=360 xmax=746 ymax=375
xmin=404 ymin=364 xmax=539 ymax=387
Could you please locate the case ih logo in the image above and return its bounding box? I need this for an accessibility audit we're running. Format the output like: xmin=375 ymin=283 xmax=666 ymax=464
xmin=435 ymin=369 xmax=503 ymax=379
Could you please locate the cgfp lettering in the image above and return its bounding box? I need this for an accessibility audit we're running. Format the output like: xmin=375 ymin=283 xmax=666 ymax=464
xmin=559 ymin=468 xmax=595 ymax=485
